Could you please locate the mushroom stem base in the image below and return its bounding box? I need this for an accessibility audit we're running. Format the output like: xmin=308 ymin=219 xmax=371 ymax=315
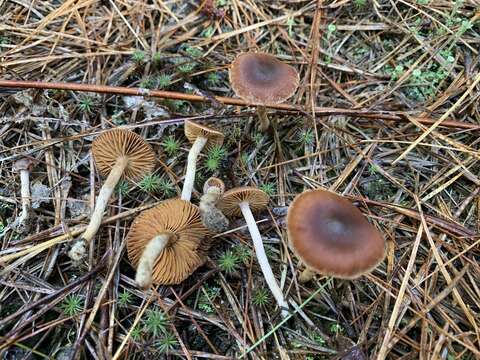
xmin=135 ymin=233 xmax=171 ymax=289
xmin=181 ymin=136 xmax=207 ymax=201
xmin=239 ymin=201 xmax=289 ymax=317
xmin=257 ymin=106 xmax=269 ymax=131
xmin=299 ymin=268 xmax=315 ymax=283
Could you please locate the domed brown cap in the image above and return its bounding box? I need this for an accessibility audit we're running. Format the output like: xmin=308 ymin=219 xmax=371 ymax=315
xmin=184 ymin=120 xmax=224 ymax=150
xmin=218 ymin=187 xmax=269 ymax=217
xmin=287 ymin=189 xmax=385 ymax=279
xmin=203 ymin=177 xmax=225 ymax=195
xmin=127 ymin=198 xmax=209 ymax=285
xmin=229 ymin=52 xmax=299 ymax=105
xmin=92 ymin=129 xmax=156 ymax=180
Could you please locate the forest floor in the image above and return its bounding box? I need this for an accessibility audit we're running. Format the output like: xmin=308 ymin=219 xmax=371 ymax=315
xmin=0 ymin=0 xmax=479 ymax=359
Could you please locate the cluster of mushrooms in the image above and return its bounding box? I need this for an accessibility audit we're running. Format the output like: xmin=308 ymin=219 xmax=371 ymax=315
xmin=67 ymin=52 xmax=386 ymax=317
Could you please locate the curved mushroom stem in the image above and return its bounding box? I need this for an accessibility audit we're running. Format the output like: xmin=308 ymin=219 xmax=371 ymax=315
xmin=181 ymin=136 xmax=208 ymax=201
xmin=299 ymin=268 xmax=315 ymax=283
xmin=19 ymin=169 xmax=31 ymax=223
xmin=239 ymin=201 xmax=289 ymax=318
xmin=135 ymin=233 xmax=171 ymax=289
xmin=68 ymin=156 xmax=128 ymax=262
xmin=257 ymin=106 xmax=269 ymax=131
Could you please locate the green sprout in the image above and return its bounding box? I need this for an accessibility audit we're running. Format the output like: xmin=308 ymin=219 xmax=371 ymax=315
xmin=116 ymin=180 xmax=129 ymax=196
xmin=162 ymin=136 xmax=180 ymax=157
xmin=132 ymin=50 xmax=146 ymax=63
xmin=177 ymin=61 xmax=196 ymax=74
xmin=298 ymin=128 xmax=315 ymax=146
xmin=139 ymin=78 xmax=155 ymax=89
xmin=260 ymin=183 xmax=275 ymax=197
xmin=198 ymin=285 xmax=220 ymax=313
xmin=252 ymin=288 xmax=270 ymax=306
xmin=153 ymin=52 xmax=163 ymax=64
xmin=218 ymin=251 xmax=240 ymax=273
xmin=118 ymin=290 xmax=132 ymax=307
xmin=354 ymin=0 xmax=367 ymax=6
xmin=205 ymin=145 xmax=226 ymax=172
xmin=329 ymin=323 xmax=344 ymax=335
xmin=233 ymin=244 xmax=251 ymax=263
xmin=143 ymin=308 xmax=168 ymax=337
xmin=206 ymin=72 xmax=221 ymax=87
xmin=201 ymin=26 xmax=215 ymax=38
xmin=78 ymin=97 xmax=94 ymax=113
xmin=139 ymin=174 xmax=162 ymax=193
xmin=158 ymin=178 xmax=176 ymax=197
xmin=155 ymin=331 xmax=178 ymax=353
xmin=130 ymin=325 xmax=142 ymax=341
xmin=184 ymin=46 xmax=203 ymax=59
xmin=61 ymin=295 xmax=83 ymax=317
xmin=157 ymin=74 xmax=172 ymax=89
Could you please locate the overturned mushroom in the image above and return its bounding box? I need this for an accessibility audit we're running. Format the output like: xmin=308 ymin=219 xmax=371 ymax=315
xmin=181 ymin=121 xmax=224 ymax=202
xmin=12 ymin=158 xmax=34 ymax=233
xmin=69 ymin=129 xmax=156 ymax=262
xmin=127 ymin=198 xmax=209 ymax=288
xmin=229 ymin=52 xmax=299 ymax=131
xmin=218 ymin=186 xmax=289 ymax=317
xmin=199 ymin=177 xmax=229 ymax=233
xmin=287 ymin=189 xmax=386 ymax=282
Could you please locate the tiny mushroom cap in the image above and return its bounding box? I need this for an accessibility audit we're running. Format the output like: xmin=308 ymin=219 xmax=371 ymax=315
xmin=127 ymin=198 xmax=210 ymax=285
xmin=218 ymin=186 xmax=269 ymax=217
xmin=229 ymin=52 xmax=299 ymax=105
xmin=13 ymin=158 xmax=33 ymax=172
xmin=287 ymin=189 xmax=386 ymax=279
xmin=92 ymin=129 xmax=156 ymax=180
xmin=184 ymin=120 xmax=224 ymax=149
xmin=203 ymin=177 xmax=225 ymax=195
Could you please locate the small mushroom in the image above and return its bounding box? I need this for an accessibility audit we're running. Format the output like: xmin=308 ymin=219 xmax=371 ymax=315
xmin=218 ymin=186 xmax=289 ymax=317
xmin=127 ymin=198 xmax=209 ymax=288
xmin=229 ymin=52 xmax=299 ymax=131
xmin=287 ymin=189 xmax=386 ymax=282
xmin=181 ymin=120 xmax=224 ymax=202
xmin=12 ymin=158 xmax=34 ymax=233
xmin=69 ymin=129 xmax=156 ymax=262
xmin=199 ymin=177 xmax=229 ymax=233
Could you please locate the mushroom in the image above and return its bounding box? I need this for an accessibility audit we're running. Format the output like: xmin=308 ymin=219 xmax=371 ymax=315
xmin=68 ymin=129 xmax=156 ymax=262
xmin=181 ymin=120 xmax=224 ymax=202
xmin=127 ymin=198 xmax=209 ymax=288
xmin=199 ymin=177 xmax=229 ymax=233
xmin=218 ymin=186 xmax=289 ymax=316
xmin=229 ymin=52 xmax=299 ymax=131
xmin=12 ymin=158 xmax=34 ymax=233
xmin=287 ymin=189 xmax=386 ymax=282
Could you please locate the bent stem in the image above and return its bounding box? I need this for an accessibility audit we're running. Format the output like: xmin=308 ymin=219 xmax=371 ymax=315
xmin=257 ymin=106 xmax=269 ymax=131
xmin=69 ymin=156 xmax=127 ymax=261
xmin=181 ymin=136 xmax=208 ymax=201
xmin=135 ymin=233 xmax=171 ymax=289
xmin=239 ymin=201 xmax=289 ymax=318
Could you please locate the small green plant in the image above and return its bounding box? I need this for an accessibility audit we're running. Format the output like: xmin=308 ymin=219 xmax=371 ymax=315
xmin=78 ymin=97 xmax=94 ymax=113
xmin=329 ymin=323 xmax=344 ymax=335
xmin=184 ymin=46 xmax=203 ymax=59
xmin=298 ymin=128 xmax=315 ymax=146
xmin=198 ymin=285 xmax=220 ymax=313
xmin=0 ymin=221 xmax=5 ymax=234
xmin=158 ymin=178 xmax=176 ymax=197
xmin=326 ymin=23 xmax=336 ymax=39
xmin=177 ymin=61 xmax=196 ymax=74
xmin=130 ymin=325 xmax=142 ymax=341
xmin=162 ymin=136 xmax=180 ymax=157
xmin=354 ymin=0 xmax=367 ymax=6
xmin=201 ymin=26 xmax=215 ymax=38
xmin=118 ymin=290 xmax=132 ymax=307
xmin=132 ymin=50 xmax=146 ymax=63
xmin=260 ymin=183 xmax=275 ymax=197
xmin=206 ymin=72 xmax=221 ymax=87
xmin=253 ymin=133 xmax=263 ymax=145
xmin=205 ymin=145 xmax=226 ymax=172
xmin=287 ymin=17 xmax=296 ymax=37
xmin=240 ymin=152 xmax=249 ymax=165
xmin=157 ymin=74 xmax=172 ymax=89
xmin=155 ymin=331 xmax=178 ymax=353
xmin=116 ymin=180 xmax=129 ymax=196
xmin=139 ymin=174 xmax=162 ymax=193
xmin=139 ymin=78 xmax=155 ymax=89
xmin=218 ymin=251 xmax=240 ymax=273
xmin=143 ymin=308 xmax=168 ymax=337
xmin=61 ymin=295 xmax=83 ymax=317
xmin=153 ymin=52 xmax=163 ymax=64
xmin=233 ymin=244 xmax=251 ymax=263
xmin=252 ymin=288 xmax=270 ymax=306
xmin=310 ymin=332 xmax=326 ymax=346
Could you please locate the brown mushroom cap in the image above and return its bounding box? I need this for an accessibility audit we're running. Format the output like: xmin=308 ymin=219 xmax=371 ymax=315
xmin=217 ymin=187 xmax=269 ymax=217
xmin=92 ymin=129 xmax=156 ymax=180
xmin=184 ymin=120 xmax=224 ymax=150
xmin=126 ymin=198 xmax=209 ymax=285
xmin=287 ymin=189 xmax=385 ymax=279
xmin=229 ymin=52 xmax=299 ymax=105
xmin=203 ymin=177 xmax=225 ymax=195
xmin=13 ymin=158 xmax=33 ymax=172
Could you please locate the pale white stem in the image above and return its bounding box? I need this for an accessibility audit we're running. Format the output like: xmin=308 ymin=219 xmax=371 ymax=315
xmin=181 ymin=136 xmax=208 ymax=201
xmin=69 ymin=157 xmax=128 ymax=262
xmin=239 ymin=201 xmax=289 ymax=317
xmin=135 ymin=233 xmax=170 ymax=289
xmin=19 ymin=169 xmax=31 ymax=221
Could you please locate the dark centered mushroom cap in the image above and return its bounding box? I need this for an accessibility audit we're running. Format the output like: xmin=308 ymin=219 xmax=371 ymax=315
xmin=287 ymin=189 xmax=386 ymax=279
xmin=127 ymin=198 xmax=210 ymax=285
xmin=92 ymin=129 xmax=156 ymax=180
xmin=229 ymin=52 xmax=299 ymax=105
xmin=217 ymin=187 xmax=269 ymax=217
xmin=184 ymin=120 xmax=224 ymax=150
xmin=203 ymin=177 xmax=225 ymax=195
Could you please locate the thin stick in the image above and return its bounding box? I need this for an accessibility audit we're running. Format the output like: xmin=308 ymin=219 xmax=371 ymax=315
xmin=0 ymin=80 xmax=477 ymax=130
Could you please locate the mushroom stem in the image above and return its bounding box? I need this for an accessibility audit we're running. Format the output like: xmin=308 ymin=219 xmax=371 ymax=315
xmin=181 ymin=136 xmax=208 ymax=201
xmin=299 ymin=268 xmax=315 ymax=283
xmin=257 ymin=106 xmax=269 ymax=131
xmin=69 ymin=156 xmax=128 ymax=262
xmin=19 ymin=169 xmax=31 ymax=222
xmin=135 ymin=233 xmax=171 ymax=289
xmin=199 ymin=186 xmax=229 ymax=233
xmin=238 ymin=201 xmax=289 ymax=317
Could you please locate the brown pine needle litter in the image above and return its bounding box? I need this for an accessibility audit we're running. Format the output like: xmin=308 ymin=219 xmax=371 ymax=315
xmin=0 ymin=1 xmax=479 ymax=359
